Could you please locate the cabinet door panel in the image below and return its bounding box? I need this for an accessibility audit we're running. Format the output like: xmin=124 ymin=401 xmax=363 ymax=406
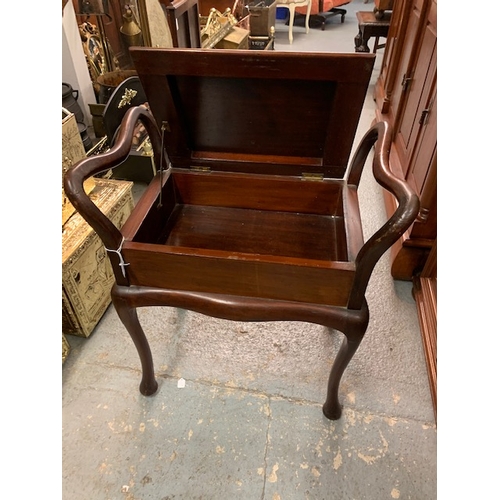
xmin=397 ymin=19 xmax=437 ymax=175
xmin=410 ymin=87 xmax=436 ymax=194
xmin=376 ymin=0 xmax=437 ymax=279
xmin=411 ymin=149 xmax=436 ymax=241
xmin=389 ymin=1 xmax=423 ymax=127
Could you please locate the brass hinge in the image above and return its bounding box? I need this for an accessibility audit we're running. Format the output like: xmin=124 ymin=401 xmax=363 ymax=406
xmin=190 ymin=166 xmax=211 ymax=172
xmin=302 ymin=172 xmax=324 ymax=181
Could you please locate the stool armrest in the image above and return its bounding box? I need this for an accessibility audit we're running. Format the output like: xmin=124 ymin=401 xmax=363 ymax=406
xmin=63 ymin=105 xmax=164 ymax=285
xmin=347 ymin=120 xmax=420 ymax=309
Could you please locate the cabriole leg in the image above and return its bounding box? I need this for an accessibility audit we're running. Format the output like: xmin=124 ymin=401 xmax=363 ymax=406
xmin=322 ymin=335 xmax=364 ymax=420
xmin=322 ymin=301 xmax=369 ymax=420
xmin=111 ymin=289 xmax=158 ymax=396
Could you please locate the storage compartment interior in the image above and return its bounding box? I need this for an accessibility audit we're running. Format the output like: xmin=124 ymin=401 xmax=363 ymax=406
xmin=131 ymin=169 xmax=350 ymax=264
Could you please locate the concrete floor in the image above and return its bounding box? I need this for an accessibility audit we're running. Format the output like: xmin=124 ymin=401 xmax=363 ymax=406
xmin=62 ymin=1 xmax=437 ymax=498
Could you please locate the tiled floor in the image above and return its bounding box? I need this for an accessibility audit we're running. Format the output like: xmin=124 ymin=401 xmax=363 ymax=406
xmin=62 ymin=1 xmax=437 ymax=498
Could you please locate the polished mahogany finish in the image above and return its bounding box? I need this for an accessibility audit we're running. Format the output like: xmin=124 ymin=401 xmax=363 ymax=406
xmin=374 ymin=0 xmax=437 ymax=280
xmin=413 ymin=240 xmax=436 ymax=421
xmin=64 ymin=49 xmax=419 ymax=420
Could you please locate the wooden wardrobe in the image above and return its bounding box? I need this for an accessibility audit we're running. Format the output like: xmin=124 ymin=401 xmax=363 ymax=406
xmin=375 ymin=0 xmax=436 ymax=280
xmin=374 ymin=0 xmax=437 ymax=417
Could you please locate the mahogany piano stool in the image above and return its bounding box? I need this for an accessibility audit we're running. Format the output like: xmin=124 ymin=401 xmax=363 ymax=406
xmin=355 ymin=10 xmax=391 ymax=53
xmin=64 ymin=49 xmax=419 ymax=421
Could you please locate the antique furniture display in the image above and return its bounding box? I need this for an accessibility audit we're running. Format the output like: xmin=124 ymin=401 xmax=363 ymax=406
xmin=159 ymin=0 xmax=201 ymax=47
xmin=62 ymin=109 xmax=96 ymax=226
xmin=63 ymin=178 xmax=134 ymax=337
xmin=373 ymin=0 xmax=393 ymax=19
xmin=198 ymin=0 xmax=246 ymax=19
xmin=245 ymin=0 xmax=277 ymax=49
xmin=275 ymin=0 xmax=310 ymax=43
xmin=247 ymin=26 xmax=276 ymax=50
xmin=413 ymin=239 xmax=436 ymax=419
xmin=294 ymin=0 xmax=351 ymax=30
xmin=101 ymin=76 xmax=157 ymax=182
xmin=82 ymin=76 xmax=157 ymax=182
xmin=246 ymin=0 xmax=276 ymax=35
xmin=374 ymin=0 xmax=437 ymax=416
xmin=120 ymin=5 xmax=144 ymax=48
xmin=374 ymin=0 xmax=436 ymax=280
xmin=64 ymin=49 xmax=419 ymax=420
xmin=96 ymin=69 xmax=137 ymax=103
xmin=76 ymin=1 xmax=120 ymax=71
xmin=74 ymin=0 xmax=144 ymax=68
xmin=102 ymin=76 xmax=147 ymax=139
xmin=200 ymin=7 xmax=247 ymax=48
xmin=214 ymin=24 xmax=250 ymax=48
xmin=62 ymin=84 xmax=94 ymax=151
xmin=354 ymin=10 xmax=391 ymax=53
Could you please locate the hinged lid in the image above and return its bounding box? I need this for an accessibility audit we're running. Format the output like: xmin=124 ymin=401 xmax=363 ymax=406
xmin=130 ymin=48 xmax=375 ymax=179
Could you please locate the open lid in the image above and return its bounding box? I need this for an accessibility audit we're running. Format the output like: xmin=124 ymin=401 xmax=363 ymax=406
xmin=130 ymin=48 xmax=375 ymax=178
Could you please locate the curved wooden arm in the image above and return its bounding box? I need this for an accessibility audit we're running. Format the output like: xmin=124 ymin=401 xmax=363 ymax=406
xmin=63 ymin=104 xmax=165 ymax=285
xmin=347 ymin=120 xmax=420 ymax=309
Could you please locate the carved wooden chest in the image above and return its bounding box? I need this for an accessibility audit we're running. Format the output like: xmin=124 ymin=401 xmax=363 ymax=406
xmin=62 ymin=179 xmax=134 ymax=337
xmin=62 ymin=110 xmax=96 ymax=226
